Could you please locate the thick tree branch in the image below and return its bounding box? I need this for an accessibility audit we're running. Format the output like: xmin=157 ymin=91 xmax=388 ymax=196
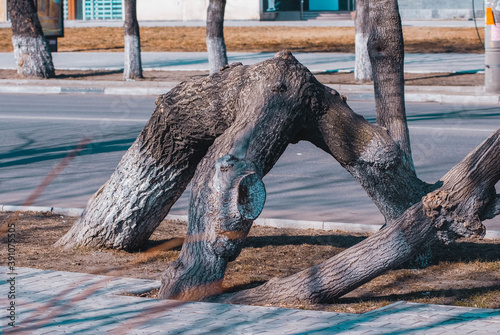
xmin=159 ymin=51 xmax=316 ymax=299
xmin=216 ymin=128 xmax=500 ymax=305
xmin=305 ymin=87 xmax=429 ymax=222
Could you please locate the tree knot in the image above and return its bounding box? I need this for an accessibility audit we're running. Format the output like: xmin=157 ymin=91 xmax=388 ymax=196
xmin=213 ymin=155 xmax=266 ymax=221
xmin=423 ymin=190 xmax=486 ymax=243
xmin=422 ymin=190 xmax=452 ymax=220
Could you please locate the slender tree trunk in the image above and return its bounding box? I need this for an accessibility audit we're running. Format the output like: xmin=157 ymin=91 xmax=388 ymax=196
xmin=206 ymin=0 xmax=228 ymax=74
xmin=354 ymin=0 xmax=372 ymax=82
xmin=368 ymin=0 xmax=414 ymax=172
xmin=123 ymin=0 xmax=143 ymax=80
xmin=8 ymin=0 xmax=55 ymax=78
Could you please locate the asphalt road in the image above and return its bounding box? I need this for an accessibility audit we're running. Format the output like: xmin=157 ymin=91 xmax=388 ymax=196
xmin=1 ymin=94 xmax=499 ymax=231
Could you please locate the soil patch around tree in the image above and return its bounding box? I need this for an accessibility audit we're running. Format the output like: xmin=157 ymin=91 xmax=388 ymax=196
xmin=1 ymin=212 xmax=498 ymax=314
xmin=0 ymin=26 xmax=486 ymax=53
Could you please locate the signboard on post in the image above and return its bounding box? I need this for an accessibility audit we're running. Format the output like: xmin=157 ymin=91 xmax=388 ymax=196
xmin=36 ymin=0 xmax=64 ymax=38
xmin=35 ymin=0 xmax=63 ymax=52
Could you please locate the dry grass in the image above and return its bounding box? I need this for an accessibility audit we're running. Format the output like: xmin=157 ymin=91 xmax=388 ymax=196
xmin=0 ymin=26 xmax=485 ymax=53
xmin=1 ymin=212 xmax=498 ymax=314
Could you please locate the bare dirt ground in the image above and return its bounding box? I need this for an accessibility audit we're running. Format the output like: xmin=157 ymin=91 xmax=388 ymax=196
xmin=1 ymin=212 xmax=499 ymax=314
xmin=0 ymin=26 xmax=486 ymax=53
xmin=0 ymin=26 xmax=486 ymax=86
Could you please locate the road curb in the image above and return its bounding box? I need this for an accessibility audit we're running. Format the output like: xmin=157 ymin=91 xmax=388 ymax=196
xmin=0 ymin=84 xmax=172 ymax=96
xmin=3 ymin=205 xmax=499 ymax=239
xmin=1 ymin=80 xmax=498 ymax=103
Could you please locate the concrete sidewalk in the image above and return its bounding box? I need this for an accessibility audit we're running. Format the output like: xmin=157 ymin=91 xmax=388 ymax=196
xmin=1 ymin=52 xmax=498 ymax=104
xmin=0 ymin=52 xmax=486 ymax=73
xmin=2 ymin=266 xmax=499 ymax=334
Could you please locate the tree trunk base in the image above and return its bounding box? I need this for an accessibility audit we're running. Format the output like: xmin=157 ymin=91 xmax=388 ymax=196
xmin=12 ymin=35 xmax=55 ymax=79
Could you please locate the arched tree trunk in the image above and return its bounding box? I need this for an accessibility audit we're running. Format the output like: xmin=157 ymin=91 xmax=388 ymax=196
xmin=123 ymin=0 xmax=143 ymax=80
xmin=8 ymin=0 xmax=55 ymax=78
xmin=368 ymin=0 xmax=414 ymax=172
xmin=206 ymin=0 xmax=228 ymax=74
xmin=157 ymin=51 xmax=430 ymax=300
xmin=56 ymin=51 xmax=426 ymax=251
xmin=55 ymin=51 xmax=499 ymax=303
xmin=354 ymin=0 xmax=372 ymax=82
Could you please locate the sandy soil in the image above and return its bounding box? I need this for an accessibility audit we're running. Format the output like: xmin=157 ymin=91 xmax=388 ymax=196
xmin=0 ymin=26 xmax=485 ymax=53
xmin=1 ymin=212 xmax=498 ymax=314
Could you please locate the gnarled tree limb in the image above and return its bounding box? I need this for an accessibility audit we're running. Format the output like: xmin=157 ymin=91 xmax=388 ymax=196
xmin=215 ymin=129 xmax=499 ymax=305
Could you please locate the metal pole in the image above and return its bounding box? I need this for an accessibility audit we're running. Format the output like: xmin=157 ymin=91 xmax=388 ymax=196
xmin=485 ymin=0 xmax=500 ymax=93
xmin=300 ymin=0 xmax=304 ymax=20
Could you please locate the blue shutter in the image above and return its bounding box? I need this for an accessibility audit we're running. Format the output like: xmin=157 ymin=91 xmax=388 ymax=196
xmin=83 ymin=0 xmax=123 ymax=20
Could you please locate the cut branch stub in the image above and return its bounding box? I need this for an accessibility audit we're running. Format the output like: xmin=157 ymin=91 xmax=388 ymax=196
xmin=237 ymin=173 xmax=265 ymax=220
xmin=214 ymin=155 xmax=266 ymax=220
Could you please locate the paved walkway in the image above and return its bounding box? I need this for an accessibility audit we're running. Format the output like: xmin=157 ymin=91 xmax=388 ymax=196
xmin=1 ymin=266 xmax=499 ymax=334
xmin=0 ymin=52 xmax=486 ymax=73
xmin=1 ymin=51 xmax=497 ymax=104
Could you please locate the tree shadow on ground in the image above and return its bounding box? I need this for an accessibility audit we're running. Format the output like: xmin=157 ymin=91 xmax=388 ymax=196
xmin=431 ymin=240 xmax=500 ymax=263
xmin=336 ymin=285 xmax=500 ymax=306
xmin=55 ymin=69 xmax=123 ymax=79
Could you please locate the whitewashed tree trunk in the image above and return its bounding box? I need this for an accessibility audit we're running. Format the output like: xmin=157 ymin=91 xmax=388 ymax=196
xmin=8 ymin=0 xmax=55 ymax=78
xmin=206 ymin=0 xmax=228 ymax=74
xmin=123 ymin=0 xmax=143 ymax=80
xmin=354 ymin=0 xmax=372 ymax=82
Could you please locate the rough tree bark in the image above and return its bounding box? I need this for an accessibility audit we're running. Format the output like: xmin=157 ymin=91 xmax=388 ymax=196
xmin=216 ymin=129 xmax=499 ymax=304
xmin=206 ymin=0 xmax=228 ymax=74
xmin=56 ymin=52 xmax=425 ymax=251
xmin=368 ymin=0 xmax=414 ymax=172
xmin=156 ymin=51 xmax=432 ymax=299
xmin=8 ymin=0 xmax=55 ymax=78
xmin=354 ymin=0 xmax=372 ymax=82
xmin=55 ymin=69 xmax=237 ymax=250
xmin=123 ymin=0 xmax=143 ymax=80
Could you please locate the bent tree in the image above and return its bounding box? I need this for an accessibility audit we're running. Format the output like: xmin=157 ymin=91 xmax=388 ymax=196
xmin=56 ymin=51 xmax=500 ymax=301
xmin=56 ymin=0 xmax=500 ymax=303
xmin=8 ymin=0 xmax=55 ymax=78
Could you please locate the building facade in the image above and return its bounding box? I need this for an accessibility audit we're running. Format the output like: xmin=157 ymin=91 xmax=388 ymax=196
xmin=0 ymin=0 xmax=486 ymax=23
